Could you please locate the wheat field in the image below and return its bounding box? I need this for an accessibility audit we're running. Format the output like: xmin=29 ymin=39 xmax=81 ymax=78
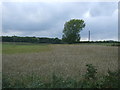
xmin=2 ymin=43 xmax=118 ymax=82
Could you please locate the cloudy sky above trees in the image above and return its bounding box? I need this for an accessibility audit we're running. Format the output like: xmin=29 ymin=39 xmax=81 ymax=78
xmin=2 ymin=2 xmax=118 ymax=41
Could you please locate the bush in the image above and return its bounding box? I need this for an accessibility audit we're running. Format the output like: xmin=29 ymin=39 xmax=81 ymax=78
xmin=84 ymin=64 xmax=97 ymax=80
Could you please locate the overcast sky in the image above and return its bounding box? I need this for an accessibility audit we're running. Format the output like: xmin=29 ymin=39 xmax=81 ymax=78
xmin=2 ymin=2 xmax=118 ymax=41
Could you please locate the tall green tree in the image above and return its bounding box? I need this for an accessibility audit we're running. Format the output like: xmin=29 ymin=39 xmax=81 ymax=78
xmin=62 ymin=19 xmax=85 ymax=43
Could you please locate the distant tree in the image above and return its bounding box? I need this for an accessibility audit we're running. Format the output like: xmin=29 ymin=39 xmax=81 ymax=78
xmin=2 ymin=36 xmax=62 ymax=44
xmin=62 ymin=19 xmax=85 ymax=43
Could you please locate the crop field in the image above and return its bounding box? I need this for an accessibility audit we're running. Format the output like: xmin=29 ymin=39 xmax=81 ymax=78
xmin=2 ymin=42 xmax=118 ymax=88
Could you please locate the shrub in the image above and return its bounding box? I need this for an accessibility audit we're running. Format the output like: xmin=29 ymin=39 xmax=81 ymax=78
xmin=84 ymin=64 xmax=97 ymax=80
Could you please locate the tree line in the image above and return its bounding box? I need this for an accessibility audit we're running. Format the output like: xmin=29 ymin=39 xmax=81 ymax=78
xmin=1 ymin=36 xmax=118 ymax=44
xmin=1 ymin=36 xmax=62 ymax=44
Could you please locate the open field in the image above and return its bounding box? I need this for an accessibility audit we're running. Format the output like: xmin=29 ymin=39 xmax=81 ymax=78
xmin=2 ymin=42 xmax=51 ymax=54
xmin=2 ymin=42 xmax=118 ymax=88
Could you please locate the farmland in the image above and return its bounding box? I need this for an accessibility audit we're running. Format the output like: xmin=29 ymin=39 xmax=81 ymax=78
xmin=2 ymin=42 xmax=119 ymax=88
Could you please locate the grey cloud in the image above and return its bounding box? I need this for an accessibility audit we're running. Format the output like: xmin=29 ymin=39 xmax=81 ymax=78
xmin=89 ymin=2 xmax=117 ymax=17
xmin=2 ymin=2 xmax=118 ymax=41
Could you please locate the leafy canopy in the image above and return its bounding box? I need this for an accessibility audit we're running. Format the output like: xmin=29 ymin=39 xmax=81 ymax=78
xmin=62 ymin=19 xmax=85 ymax=43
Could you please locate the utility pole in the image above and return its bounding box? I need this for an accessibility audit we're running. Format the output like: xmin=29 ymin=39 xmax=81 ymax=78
xmin=88 ymin=30 xmax=90 ymax=41
xmin=13 ymin=35 xmax=16 ymax=45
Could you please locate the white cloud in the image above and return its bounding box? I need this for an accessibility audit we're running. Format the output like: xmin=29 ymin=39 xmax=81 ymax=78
xmin=2 ymin=30 xmax=23 ymax=36
xmin=1 ymin=0 xmax=119 ymax=2
xmin=81 ymin=37 xmax=88 ymax=41
xmin=83 ymin=11 xmax=91 ymax=18
xmin=2 ymin=2 xmax=118 ymax=41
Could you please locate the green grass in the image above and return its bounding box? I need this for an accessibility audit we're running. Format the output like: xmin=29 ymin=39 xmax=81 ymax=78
xmin=3 ymin=64 xmax=120 ymax=88
xmin=2 ymin=42 xmax=118 ymax=88
xmin=78 ymin=42 xmax=119 ymax=46
xmin=2 ymin=42 xmax=51 ymax=54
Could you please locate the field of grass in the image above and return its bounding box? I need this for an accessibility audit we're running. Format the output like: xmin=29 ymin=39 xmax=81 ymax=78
xmin=2 ymin=42 xmax=51 ymax=54
xmin=79 ymin=42 xmax=119 ymax=46
xmin=2 ymin=42 xmax=118 ymax=88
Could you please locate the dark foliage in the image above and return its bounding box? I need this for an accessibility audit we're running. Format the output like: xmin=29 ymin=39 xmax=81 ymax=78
xmin=1 ymin=36 xmax=62 ymax=44
xmin=62 ymin=19 xmax=85 ymax=44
